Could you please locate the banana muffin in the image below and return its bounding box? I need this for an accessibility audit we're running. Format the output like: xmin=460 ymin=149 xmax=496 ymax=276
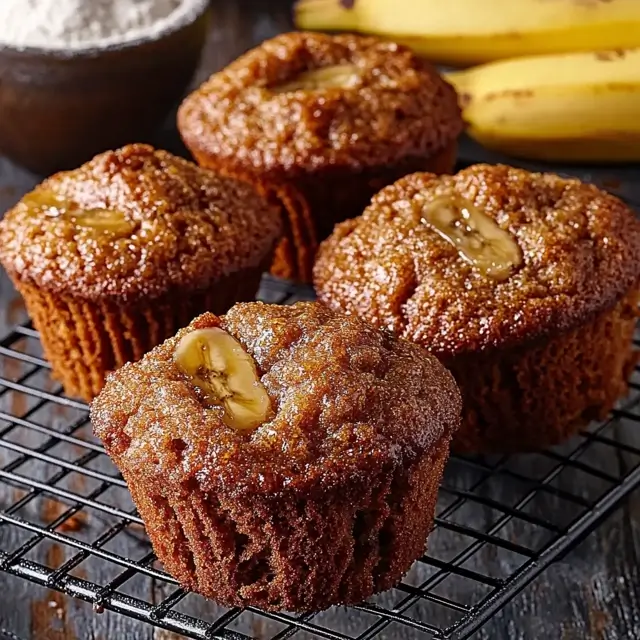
xmin=91 ymin=302 xmax=461 ymax=612
xmin=314 ymin=164 xmax=640 ymax=453
xmin=177 ymin=31 xmax=462 ymax=281
xmin=0 ymin=144 xmax=282 ymax=401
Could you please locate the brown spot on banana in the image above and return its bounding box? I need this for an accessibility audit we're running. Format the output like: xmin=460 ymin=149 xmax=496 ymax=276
xmin=595 ymin=49 xmax=628 ymax=62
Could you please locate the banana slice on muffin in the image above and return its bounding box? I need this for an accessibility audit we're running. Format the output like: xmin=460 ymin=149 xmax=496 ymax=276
xmin=421 ymin=195 xmax=522 ymax=280
xmin=272 ymin=63 xmax=361 ymax=93
xmin=174 ymin=327 xmax=272 ymax=431
xmin=22 ymin=190 xmax=135 ymax=235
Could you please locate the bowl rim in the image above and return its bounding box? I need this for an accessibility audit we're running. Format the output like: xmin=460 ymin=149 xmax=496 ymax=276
xmin=0 ymin=0 xmax=210 ymax=59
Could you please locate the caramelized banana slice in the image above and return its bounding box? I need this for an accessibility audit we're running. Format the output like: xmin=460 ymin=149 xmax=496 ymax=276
xmin=21 ymin=190 xmax=134 ymax=236
xmin=71 ymin=208 xmax=132 ymax=233
xmin=272 ymin=64 xmax=361 ymax=94
xmin=421 ymin=195 xmax=522 ymax=280
xmin=174 ymin=328 xmax=272 ymax=432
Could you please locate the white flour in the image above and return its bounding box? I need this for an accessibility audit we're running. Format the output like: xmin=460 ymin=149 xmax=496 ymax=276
xmin=0 ymin=0 xmax=205 ymax=51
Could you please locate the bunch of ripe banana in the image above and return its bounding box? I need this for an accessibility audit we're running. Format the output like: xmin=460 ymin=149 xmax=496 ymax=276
xmin=295 ymin=0 xmax=640 ymax=163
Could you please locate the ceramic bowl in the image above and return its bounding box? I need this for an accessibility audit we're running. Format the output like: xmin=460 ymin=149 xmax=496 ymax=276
xmin=0 ymin=1 xmax=211 ymax=175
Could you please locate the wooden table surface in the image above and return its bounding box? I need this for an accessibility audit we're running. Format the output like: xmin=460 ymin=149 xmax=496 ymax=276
xmin=1 ymin=1 xmax=640 ymax=638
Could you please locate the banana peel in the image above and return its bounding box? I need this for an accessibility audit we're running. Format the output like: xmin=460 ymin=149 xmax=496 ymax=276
xmin=446 ymin=49 xmax=640 ymax=164
xmin=295 ymin=0 xmax=640 ymax=67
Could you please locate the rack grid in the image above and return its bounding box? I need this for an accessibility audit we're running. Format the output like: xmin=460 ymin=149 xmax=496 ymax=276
xmin=0 ymin=275 xmax=639 ymax=639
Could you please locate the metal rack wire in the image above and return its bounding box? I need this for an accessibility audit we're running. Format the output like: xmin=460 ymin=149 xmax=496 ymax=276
xmin=0 ymin=275 xmax=639 ymax=639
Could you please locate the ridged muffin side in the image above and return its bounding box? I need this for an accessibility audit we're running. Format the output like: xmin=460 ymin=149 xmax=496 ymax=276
xmin=0 ymin=144 xmax=282 ymax=400
xmin=448 ymin=289 xmax=639 ymax=452
xmin=91 ymin=302 xmax=461 ymax=611
xmin=16 ymin=271 xmax=266 ymax=402
xmin=314 ymin=164 xmax=640 ymax=453
xmin=123 ymin=432 xmax=450 ymax=611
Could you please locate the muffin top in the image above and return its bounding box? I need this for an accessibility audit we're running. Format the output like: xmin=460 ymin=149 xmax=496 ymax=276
xmin=314 ymin=164 xmax=640 ymax=358
xmin=91 ymin=302 xmax=460 ymax=497
xmin=0 ymin=144 xmax=282 ymax=304
xmin=178 ymin=31 xmax=462 ymax=179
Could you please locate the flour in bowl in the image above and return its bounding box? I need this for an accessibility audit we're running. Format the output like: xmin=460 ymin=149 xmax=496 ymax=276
xmin=0 ymin=0 xmax=206 ymax=51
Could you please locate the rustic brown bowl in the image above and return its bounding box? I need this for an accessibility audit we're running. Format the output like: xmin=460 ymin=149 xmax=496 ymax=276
xmin=0 ymin=1 xmax=210 ymax=176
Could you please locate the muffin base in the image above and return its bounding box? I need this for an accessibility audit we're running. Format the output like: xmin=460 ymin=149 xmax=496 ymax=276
xmin=192 ymin=142 xmax=457 ymax=282
xmin=122 ymin=434 xmax=450 ymax=613
xmin=12 ymin=267 xmax=266 ymax=402
xmin=450 ymin=289 xmax=640 ymax=453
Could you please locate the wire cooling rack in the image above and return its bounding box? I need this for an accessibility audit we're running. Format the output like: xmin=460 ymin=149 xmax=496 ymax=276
xmin=0 ymin=275 xmax=639 ymax=640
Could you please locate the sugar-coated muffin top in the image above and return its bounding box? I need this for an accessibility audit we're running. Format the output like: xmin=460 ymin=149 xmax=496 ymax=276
xmin=0 ymin=144 xmax=282 ymax=303
xmin=314 ymin=164 xmax=640 ymax=358
xmin=91 ymin=302 xmax=461 ymax=497
xmin=178 ymin=31 xmax=462 ymax=179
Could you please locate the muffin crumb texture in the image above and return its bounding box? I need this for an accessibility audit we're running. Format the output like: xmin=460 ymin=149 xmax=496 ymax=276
xmin=178 ymin=31 xmax=462 ymax=178
xmin=92 ymin=302 xmax=461 ymax=610
xmin=314 ymin=164 xmax=640 ymax=358
xmin=92 ymin=302 xmax=460 ymax=495
xmin=0 ymin=143 xmax=283 ymax=304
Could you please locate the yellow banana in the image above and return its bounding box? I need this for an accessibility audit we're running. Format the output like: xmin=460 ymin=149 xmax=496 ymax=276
xmin=294 ymin=0 xmax=640 ymax=67
xmin=445 ymin=49 xmax=640 ymax=164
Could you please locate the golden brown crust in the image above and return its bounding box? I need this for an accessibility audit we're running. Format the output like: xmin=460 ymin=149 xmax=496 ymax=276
xmin=314 ymin=164 xmax=640 ymax=358
xmin=91 ymin=302 xmax=461 ymax=498
xmin=0 ymin=144 xmax=283 ymax=304
xmin=177 ymin=32 xmax=462 ymax=179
